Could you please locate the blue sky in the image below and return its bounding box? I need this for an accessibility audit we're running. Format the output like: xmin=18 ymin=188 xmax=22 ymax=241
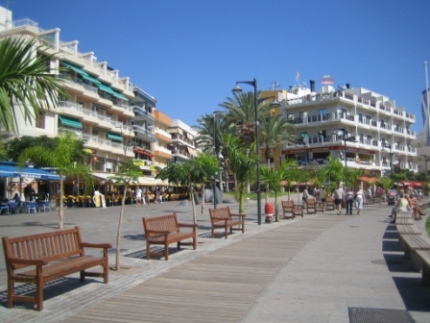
xmin=5 ymin=0 xmax=430 ymax=132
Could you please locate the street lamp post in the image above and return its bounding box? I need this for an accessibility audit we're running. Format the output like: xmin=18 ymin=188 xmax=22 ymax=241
xmin=213 ymin=114 xmax=217 ymax=209
xmin=382 ymin=143 xmax=394 ymax=176
xmin=334 ymin=128 xmax=355 ymax=186
xmin=232 ymin=78 xmax=262 ymax=225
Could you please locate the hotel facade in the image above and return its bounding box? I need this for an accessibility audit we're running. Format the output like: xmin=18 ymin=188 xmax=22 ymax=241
xmin=274 ymin=77 xmax=417 ymax=176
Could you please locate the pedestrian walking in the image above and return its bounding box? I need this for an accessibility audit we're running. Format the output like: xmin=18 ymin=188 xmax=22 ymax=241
xmin=346 ymin=187 xmax=354 ymax=215
xmin=135 ymin=186 xmax=143 ymax=206
xmin=333 ymin=183 xmax=344 ymax=215
xmin=355 ymin=188 xmax=365 ymax=215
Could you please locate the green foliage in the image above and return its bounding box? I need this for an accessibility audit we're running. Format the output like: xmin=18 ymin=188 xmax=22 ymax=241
xmin=260 ymin=163 xmax=289 ymax=221
xmin=17 ymin=132 xmax=92 ymax=229
xmin=223 ymin=135 xmax=257 ymax=213
xmin=377 ymin=176 xmax=394 ymax=193
xmin=7 ymin=135 xmax=86 ymax=163
xmin=318 ymin=156 xmax=343 ymax=187
xmin=0 ymin=37 xmax=69 ymax=132
xmin=156 ymin=153 xmax=219 ymax=223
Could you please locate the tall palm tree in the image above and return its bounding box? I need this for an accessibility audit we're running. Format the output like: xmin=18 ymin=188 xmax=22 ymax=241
xmin=318 ymin=156 xmax=343 ymax=191
xmin=260 ymin=112 xmax=294 ymax=166
xmin=195 ymin=112 xmax=234 ymax=193
xmin=0 ymin=37 xmax=68 ymax=133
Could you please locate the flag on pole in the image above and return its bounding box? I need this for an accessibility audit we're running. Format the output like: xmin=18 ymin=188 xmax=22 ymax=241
xmin=295 ymin=71 xmax=300 ymax=82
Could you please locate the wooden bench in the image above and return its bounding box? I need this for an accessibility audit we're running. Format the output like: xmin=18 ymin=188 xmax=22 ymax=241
xmin=306 ymin=198 xmax=317 ymax=214
xmin=142 ymin=213 xmax=197 ymax=260
xmin=415 ymin=250 xmax=430 ymax=286
xmin=292 ymin=204 xmax=304 ymax=218
xmin=209 ymin=206 xmax=245 ymax=238
xmin=316 ymin=201 xmax=324 ymax=213
xmin=325 ymin=196 xmax=335 ymax=211
xmin=398 ymin=234 xmax=430 ymax=268
xmin=281 ymin=200 xmax=294 ymax=219
xmin=2 ymin=227 xmax=111 ymax=311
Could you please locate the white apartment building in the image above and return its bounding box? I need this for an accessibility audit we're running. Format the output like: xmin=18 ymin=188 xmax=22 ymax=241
xmin=168 ymin=120 xmax=198 ymax=163
xmin=277 ymin=78 xmax=417 ymax=176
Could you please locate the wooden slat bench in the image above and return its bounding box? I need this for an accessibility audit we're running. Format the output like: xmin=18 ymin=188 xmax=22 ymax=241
xmin=396 ymin=224 xmax=421 ymax=235
xmin=415 ymin=250 xmax=430 ymax=286
xmin=142 ymin=213 xmax=197 ymax=260
xmin=398 ymin=234 xmax=430 ymax=268
xmin=209 ymin=206 xmax=245 ymax=238
xmin=325 ymin=196 xmax=335 ymax=211
xmin=281 ymin=200 xmax=294 ymax=219
xmin=2 ymin=227 xmax=111 ymax=311
xmin=306 ymin=198 xmax=317 ymax=214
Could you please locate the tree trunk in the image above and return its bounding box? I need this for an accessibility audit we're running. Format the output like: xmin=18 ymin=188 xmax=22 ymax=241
xmin=115 ymin=184 xmax=128 ymax=271
xmin=190 ymin=185 xmax=197 ymax=224
xmin=58 ymin=178 xmax=65 ymax=229
xmin=200 ymin=185 xmax=205 ymax=214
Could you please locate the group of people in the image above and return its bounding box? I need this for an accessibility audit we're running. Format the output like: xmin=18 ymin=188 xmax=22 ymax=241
xmin=134 ymin=187 xmax=164 ymax=206
xmin=391 ymin=190 xmax=425 ymax=222
xmin=302 ymin=184 xmax=365 ymax=216
xmin=332 ymin=184 xmax=365 ymax=215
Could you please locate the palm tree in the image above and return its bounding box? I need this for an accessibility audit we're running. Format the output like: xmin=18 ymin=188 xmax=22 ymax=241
xmin=318 ymin=156 xmax=343 ymax=191
xmin=18 ymin=132 xmax=92 ymax=229
xmin=195 ymin=112 xmax=234 ymax=194
xmin=0 ymin=37 xmax=68 ymax=133
xmin=260 ymin=112 xmax=294 ymax=166
xmin=260 ymin=162 xmax=290 ymax=222
xmin=156 ymin=153 xmax=219 ymax=224
xmin=223 ymin=135 xmax=257 ymax=213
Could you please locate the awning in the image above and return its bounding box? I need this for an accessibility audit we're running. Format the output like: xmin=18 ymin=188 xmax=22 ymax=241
xmin=59 ymin=115 xmax=83 ymax=129
xmin=81 ymin=74 xmax=101 ymax=85
xmin=0 ymin=164 xmax=61 ymax=180
xmin=61 ymin=62 xmax=88 ymax=76
xmin=97 ymin=83 xmax=128 ymax=101
xmin=106 ymin=132 xmax=123 ymax=142
xmin=133 ymin=147 xmax=154 ymax=157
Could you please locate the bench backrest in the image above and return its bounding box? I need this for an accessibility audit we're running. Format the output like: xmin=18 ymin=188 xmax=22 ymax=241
xmin=281 ymin=200 xmax=294 ymax=209
xmin=326 ymin=196 xmax=334 ymax=203
xmin=2 ymin=227 xmax=83 ymax=269
xmin=143 ymin=214 xmax=179 ymax=237
xmin=306 ymin=198 xmax=316 ymax=205
xmin=209 ymin=207 xmax=231 ymax=220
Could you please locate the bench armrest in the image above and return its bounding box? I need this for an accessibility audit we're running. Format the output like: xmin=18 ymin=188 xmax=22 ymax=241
xmin=81 ymin=242 xmax=112 ymax=249
xmin=8 ymin=257 xmax=47 ymax=266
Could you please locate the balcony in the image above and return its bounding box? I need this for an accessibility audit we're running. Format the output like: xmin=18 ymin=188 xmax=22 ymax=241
xmin=154 ymin=127 xmax=172 ymax=143
xmin=170 ymin=134 xmax=195 ymax=148
xmin=133 ymin=106 xmax=155 ymax=122
xmin=132 ymin=125 xmax=157 ymax=142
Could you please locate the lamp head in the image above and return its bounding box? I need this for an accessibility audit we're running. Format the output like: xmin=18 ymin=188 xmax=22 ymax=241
xmin=232 ymin=84 xmax=242 ymax=94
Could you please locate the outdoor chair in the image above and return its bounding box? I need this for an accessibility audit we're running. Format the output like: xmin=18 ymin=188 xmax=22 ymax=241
xmin=0 ymin=203 xmax=9 ymax=215
xmin=8 ymin=201 xmax=19 ymax=214
xmin=26 ymin=201 xmax=37 ymax=213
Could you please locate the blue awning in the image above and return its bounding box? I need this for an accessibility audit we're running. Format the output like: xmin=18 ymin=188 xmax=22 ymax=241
xmin=58 ymin=115 xmax=83 ymax=129
xmin=0 ymin=164 xmax=62 ymax=180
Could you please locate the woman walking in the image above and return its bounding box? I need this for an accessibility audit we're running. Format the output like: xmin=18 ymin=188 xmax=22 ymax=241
xmin=355 ymin=188 xmax=365 ymax=215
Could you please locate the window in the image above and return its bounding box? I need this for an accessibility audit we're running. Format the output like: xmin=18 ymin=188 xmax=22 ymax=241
xmin=35 ymin=115 xmax=45 ymax=129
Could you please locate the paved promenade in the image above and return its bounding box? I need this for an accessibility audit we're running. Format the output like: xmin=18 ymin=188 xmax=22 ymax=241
xmin=0 ymin=196 xmax=430 ymax=322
